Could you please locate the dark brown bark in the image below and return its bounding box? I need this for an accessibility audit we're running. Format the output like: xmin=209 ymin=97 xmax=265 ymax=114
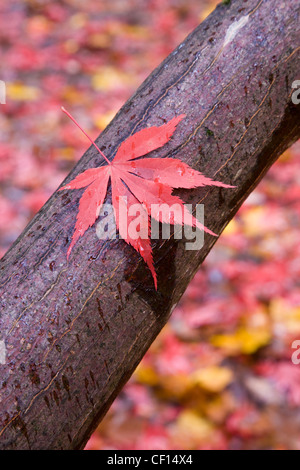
xmin=0 ymin=0 xmax=299 ymax=450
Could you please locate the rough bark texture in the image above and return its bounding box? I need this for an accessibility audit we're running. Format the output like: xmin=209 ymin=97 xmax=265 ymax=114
xmin=0 ymin=0 xmax=299 ymax=450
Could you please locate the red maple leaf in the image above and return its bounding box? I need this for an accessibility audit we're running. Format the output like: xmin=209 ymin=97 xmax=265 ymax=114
xmin=60 ymin=108 xmax=233 ymax=289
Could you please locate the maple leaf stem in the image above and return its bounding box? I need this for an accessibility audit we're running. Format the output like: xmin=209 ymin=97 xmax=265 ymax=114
xmin=61 ymin=107 xmax=111 ymax=165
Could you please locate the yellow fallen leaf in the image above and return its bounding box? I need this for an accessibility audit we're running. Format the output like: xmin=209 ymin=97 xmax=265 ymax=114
xmin=62 ymin=86 xmax=86 ymax=104
xmin=241 ymin=206 xmax=266 ymax=237
xmin=135 ymin=365 xmax=159 ymax=386
xmin=270 ymin=298 xmax=300 ymax=333
xmin=120 ymin=24 xmax=149 ymax=40
xmin=7 ymin=83 xmax=40 ymax=101
xmin=200 ymin=5 xmax=216 ymax=22
xmin=278 ymin=148 xmax=292 ymax=162
xmin=222 ymin=219 xmax=239 ymax=236
xmin=205 ymin=393 xmax=236 ymax=423
xmin=172 ymin=410 xmax=213 ymax=449
xmin=192 ymin=366 xmax=233 ymax=393
xmin=92 ymin=67 xmax=132 ymax=91
xmin=94 ymin=111 xmax=116 ymax=130
xmin=211 ymin=327 xmax=271 ymax=355
xmin=158 ymin=374 xmax=193 ymax=400
xmin=55 ymin=147 xmax=75 ymax=161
